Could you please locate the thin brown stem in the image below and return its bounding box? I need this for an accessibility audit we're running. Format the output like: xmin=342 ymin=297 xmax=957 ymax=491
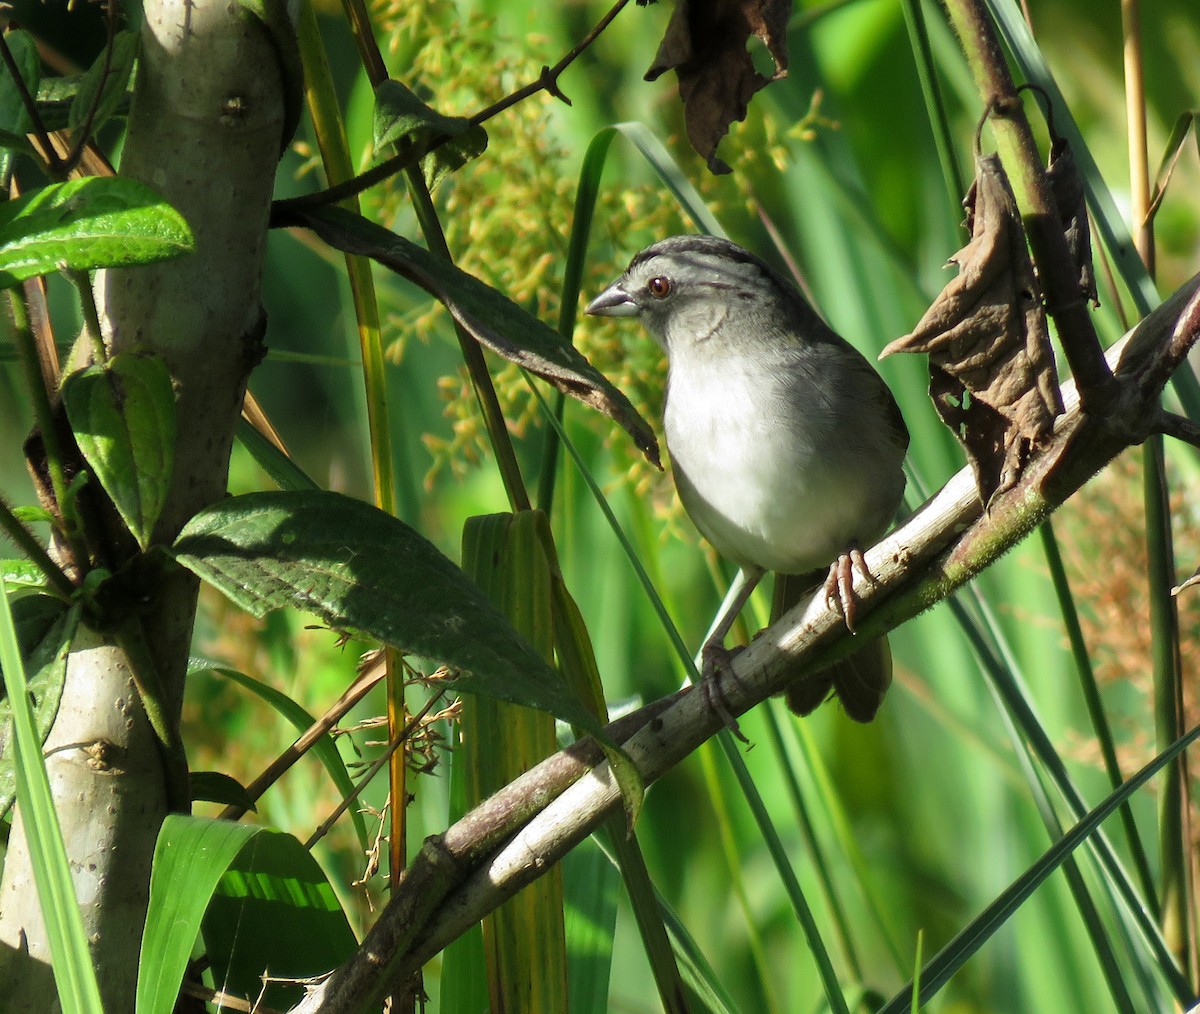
xmin=0 ymin=31 xmax=58 ymax=176
xmin=61 ymin=0 xmax=120 ymax=175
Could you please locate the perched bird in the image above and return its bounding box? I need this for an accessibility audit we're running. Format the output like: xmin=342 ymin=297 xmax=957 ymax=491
xmin=586 ymin=235 xmax=908 ymax=721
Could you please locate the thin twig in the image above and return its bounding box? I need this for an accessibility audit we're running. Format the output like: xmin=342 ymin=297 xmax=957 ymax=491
xmin=61 ymin=0 xmax=120 ymax=174
xmin=0 ymin=30 xmax=58 ymax=175
xmin=305 ymin=689 xmax=445 ymax=850
xmin=273 ymin=0 xmax=631 ymax=216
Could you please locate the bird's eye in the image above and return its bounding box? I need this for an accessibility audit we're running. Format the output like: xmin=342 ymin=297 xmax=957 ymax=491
xmin=647 ymin=276 xmax=671 ymax=298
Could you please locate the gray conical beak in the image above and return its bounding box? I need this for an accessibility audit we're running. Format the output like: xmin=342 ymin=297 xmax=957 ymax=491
xmin=585 ymin=283 xmax=640 ymax=317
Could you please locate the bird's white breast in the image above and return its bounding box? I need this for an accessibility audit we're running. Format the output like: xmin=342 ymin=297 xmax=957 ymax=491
xmin=663 ymin=351 xmax=900 ymax=574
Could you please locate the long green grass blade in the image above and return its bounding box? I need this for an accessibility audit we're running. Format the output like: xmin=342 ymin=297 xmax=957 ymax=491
xmin=0 ymin=587 xmax=100 ymax=1014
xmin=881 ymin=724 xmax=1200 ymax=1011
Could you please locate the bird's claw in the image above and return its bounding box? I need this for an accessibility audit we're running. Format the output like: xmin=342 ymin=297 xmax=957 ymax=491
xmin=700 ymin=641 xmax=750 ymax=744
xmin=822 ymin=546 xmax=875 ymax=633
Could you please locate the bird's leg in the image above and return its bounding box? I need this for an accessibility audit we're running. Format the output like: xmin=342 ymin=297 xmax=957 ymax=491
xmin=822 ymin=544 xmax=876 ymax=633
xmin=699 ymin=567 xmax=764 ymax=742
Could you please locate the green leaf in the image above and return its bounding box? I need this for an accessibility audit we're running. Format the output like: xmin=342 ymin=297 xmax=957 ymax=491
xmin=0 ymin=30 xmax=39 ymax=153
xmin=0 ymin=585 xmax=100 ymax=1013
xmin=373 ymin=79 xmax=488 ymax=191
xmin=284 ymin=205 xmax=660 ymax=467
xmin=0 ymin=599 xmax=78 ymax=818
xmin=171 ymin=490 xmax=600 ymax=731
xmin=68 ymin=30 xmax=139 ymax=134
xmin=1 ymin=559 xmax=50 ymax=590
xmin=62 ymin=352 xmax=176 ymax=550
xmin=203 ymin=823 xmax=359 ymax=1009
xmin=189 ymin=770 xmax=256 ymax=810
xmin=138 ymin=816 xmax=357 ymax=1014
xmin=0 ymin=176 xmax=194 ymax=288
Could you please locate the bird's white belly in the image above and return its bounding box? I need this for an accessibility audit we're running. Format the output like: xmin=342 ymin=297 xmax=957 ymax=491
xmin=664 ymin=356 xmax=893 ymax=574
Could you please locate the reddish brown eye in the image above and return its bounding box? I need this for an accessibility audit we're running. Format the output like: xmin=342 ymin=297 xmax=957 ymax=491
xmin=647 ymin=276 xmax=671 ymax=298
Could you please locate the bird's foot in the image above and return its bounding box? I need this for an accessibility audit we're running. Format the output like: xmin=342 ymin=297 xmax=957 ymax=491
xmin=822 ymin=545 xmax=876 ymax=634
xmin=700 ymin=640 xmax=750 ymax=744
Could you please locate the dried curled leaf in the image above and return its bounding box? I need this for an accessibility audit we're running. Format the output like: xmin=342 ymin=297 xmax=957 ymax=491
xmin=1047 ymin=136 xmax=1098 ymax=306
xmin=645 ymin=0 xmax=790 ymax=174
xmin=882 ymin=153 xmax=1063 ymax=505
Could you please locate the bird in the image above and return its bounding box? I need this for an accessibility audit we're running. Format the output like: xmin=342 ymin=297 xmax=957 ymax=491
xmin=585 ymin=234 xmax=909 ymax=722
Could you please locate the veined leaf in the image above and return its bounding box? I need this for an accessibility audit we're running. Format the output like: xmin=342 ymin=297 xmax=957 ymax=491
xmin=171 ymin=490 xmax=599 ymax=731
xmin=374 ymin=78 xmax=488 ymax=191
xmin=0 ymin=177 xmax=194 ymax=287
xmin=281 ymin=205 xmax=660 ymax=467
xmin=138 ymin=816 xmax=356 ymax=1014
xmin=63 ymin=351 xmax=176 ymax=550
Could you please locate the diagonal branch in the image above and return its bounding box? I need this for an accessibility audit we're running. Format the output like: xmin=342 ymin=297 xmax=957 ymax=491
xmin=289 ymin=272 xmax=1200 ymax=1014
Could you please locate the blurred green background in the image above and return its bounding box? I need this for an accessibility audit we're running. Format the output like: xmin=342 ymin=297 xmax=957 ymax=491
xmin=5 ymin=0 xmax=1200 ymax=1010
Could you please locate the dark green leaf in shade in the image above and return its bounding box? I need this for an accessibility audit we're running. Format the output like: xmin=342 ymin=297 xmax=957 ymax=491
xmin=0 ymin=30 xmax=40 ymax=153
xmin=373 ymin=79 xmax=488 ymax=191
xmin=63 ymin=352 xmax=176 ymax=550
xmin=139 ymin=816 xmax=357 ymax=1014
xmin=170 ymin=490 xmax=600 ymax=732
xmin=188 ymin=770 xmax=256 ymax=811
xmin=68 ymin=31 xmax=139 ymax=134
xmin=0 ymin=177 xmax=194 ymax=288
xmin=283 ymin=206 xmax=660 ymax=467
xmin=0 ymin=599 xmax=78 ymax=818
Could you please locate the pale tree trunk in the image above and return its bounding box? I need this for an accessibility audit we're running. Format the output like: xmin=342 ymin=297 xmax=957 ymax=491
xmin=0 ymin=1 xmax=287 ymax=1008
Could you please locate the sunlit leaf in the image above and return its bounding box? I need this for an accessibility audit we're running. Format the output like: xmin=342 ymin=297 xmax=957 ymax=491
xmin=171 ymin=491 xmax=600 ymax=731
xmin=0 ymin=177 xmax=193 ymax=287
xmin=62 ymin=352 xmax=176 ymax=550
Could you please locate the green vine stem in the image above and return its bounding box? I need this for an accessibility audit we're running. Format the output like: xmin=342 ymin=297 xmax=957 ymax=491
xmin=5 ymin=288 xmax=88 ymax=570
xmin=0 ymin=497 xmax=74 ymax=600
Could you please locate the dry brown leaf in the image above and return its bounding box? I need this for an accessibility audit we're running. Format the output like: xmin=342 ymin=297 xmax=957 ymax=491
xmin=1047 ymin=136 xmax=1098 ymax=306
xmin=645 ymin=0 xmax=791 ymax=174
xmin=881 ymin=153 xmax=1063 ymax=505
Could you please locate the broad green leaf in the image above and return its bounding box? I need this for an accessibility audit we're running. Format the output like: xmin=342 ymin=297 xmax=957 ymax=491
xmin=0 ymin=30 xmax=39 ymax=153
xmin=63 ymin=352 xmax=176 ymax=550
xmin=68 ymin=30 xmax=139 ymax=133
xmin=171 ymin=490 xmax=600 ymax=732
xmin=460 ymin=511 xmax=568 ymax=1011
xmin=12 ymin=504 xmax=54 ymax=527
xmin=0 ymin=598 xmax=78 ymax=818
xmin=283 ymin=205 xmax=659 ymax=467
xmin=139 ymin=816 xmax=357 ymax=1014
xmin=373 ymin=79 xmax=488 ymax=191
xmin=0 ymin=177 xmax=194 ymax=288
xmin=203 ymin=823 xmax=359 ymax=1010
xmin=0 ymin=585 xmax=100 ymax=1013
xmin=139 ymin=817 xmax=259 ymax=1014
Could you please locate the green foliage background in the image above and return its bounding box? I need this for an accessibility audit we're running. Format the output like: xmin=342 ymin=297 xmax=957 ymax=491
xmin=4 ymin=0 xmax=1200 ymax=1010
